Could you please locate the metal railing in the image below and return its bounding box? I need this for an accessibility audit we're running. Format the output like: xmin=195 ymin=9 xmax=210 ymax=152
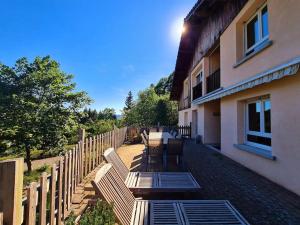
xmin=178 ymin=95 xmax=191 ymax=111
xmin=192 ymin=82 xmax=203 ymax=100
xmin=206 ymin=69 xmax=220 ymax=94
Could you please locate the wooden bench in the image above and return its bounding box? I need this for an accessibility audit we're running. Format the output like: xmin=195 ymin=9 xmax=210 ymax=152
xmin=92 ymin=164 xmax=250 ymax=225
xmin=103 ymin=148 xmax=200 ymax=194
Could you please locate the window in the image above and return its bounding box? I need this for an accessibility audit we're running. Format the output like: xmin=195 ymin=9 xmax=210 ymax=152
xmin=246 ymin=98 xmax=271 ymax=150
xmin=244 ymin=3 xmax=269 ymax=55
xmin=195 ymin=71 xmax=203 ymax=85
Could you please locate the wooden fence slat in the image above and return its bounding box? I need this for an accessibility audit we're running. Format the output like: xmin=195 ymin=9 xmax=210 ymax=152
xmin=80 ymin=141 xmax=83 ymax=182
xmin=73 ymin=147 xmax=76 ymax=190
xmin=67 ymin=151 xmax=72 ymax=210
xmin=50 ymin=164 xmax=56 ymax=225
xmin=57 ymin=158 xmax=63 ymax=225
xmin=26 ymin=182 xmax=37 ymax=225
xmin=100 ymin=134 xmax=103 ymax=162
xmin=95 ymin=136 xmax=99 ymax=166
xmin=71 ymin=148 xmax=75 ymax=196
xmin=39 ymin=172 xmax=47 ymax=225
xmin=0 ymin=158 xmax=24 ymax=225
xmin=63 ymin=153 xmax=68 ymax=219
xmin=0 ymin=212 xmax=3 ymax=225
xmin=93 ymin=136 xmax=96 ymax=169
xmin=74 ymin=145 xmax=78 ymax=187
xmin=89 ymin=137 xmax=92 ymax=172
xmin=85 ymin=138 xmax=88 ymax=176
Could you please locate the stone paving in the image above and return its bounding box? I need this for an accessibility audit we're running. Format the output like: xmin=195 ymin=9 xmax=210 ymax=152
xmin=117 ymin=141 xmax=300 ymax=225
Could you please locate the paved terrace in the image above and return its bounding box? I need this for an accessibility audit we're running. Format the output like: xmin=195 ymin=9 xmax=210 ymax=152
xmin=117 ymin=141 xmax=300 ymax=225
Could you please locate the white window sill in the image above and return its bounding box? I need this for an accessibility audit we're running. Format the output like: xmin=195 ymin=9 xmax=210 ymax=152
xmin=234 ymin=144 xmax=276 ymax=160
xmin=233 ymin=40 xmax=273 ymax=68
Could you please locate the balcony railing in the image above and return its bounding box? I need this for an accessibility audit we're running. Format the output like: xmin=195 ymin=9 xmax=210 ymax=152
xmin=192 ymin=82 xmax=203 ymax=100
xmin=206 ymin=69 xmax=220 ymax=94
xmin=178 ymin=95 xmax=191 ymax=111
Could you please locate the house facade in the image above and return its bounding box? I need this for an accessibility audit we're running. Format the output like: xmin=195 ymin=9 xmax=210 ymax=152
xmin=171 ymin=0 xmax=300 ymax=196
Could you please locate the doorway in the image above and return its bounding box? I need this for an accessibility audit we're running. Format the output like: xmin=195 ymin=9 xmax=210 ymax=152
xmin=192 ymin=110 xmax=198 ymax=138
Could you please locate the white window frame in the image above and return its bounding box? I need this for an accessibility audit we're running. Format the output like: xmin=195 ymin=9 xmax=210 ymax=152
xmin=195 ymin=70 xmax=203 ymax=86
xmin=245 ymin=97 xmax=272 ymax=150
xmin=244 ymin=2 xmax=269 ymax=55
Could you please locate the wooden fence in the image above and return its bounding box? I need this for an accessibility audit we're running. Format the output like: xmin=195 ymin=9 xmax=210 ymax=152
xmin=0 ymin=127 xmax=127 ymax=225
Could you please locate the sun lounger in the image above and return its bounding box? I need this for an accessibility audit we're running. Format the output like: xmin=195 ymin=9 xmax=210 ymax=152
xmin=92 ymin=164 xmax=250 ymax=225
xmin=103 ymin=148 xmax=200 ymax=194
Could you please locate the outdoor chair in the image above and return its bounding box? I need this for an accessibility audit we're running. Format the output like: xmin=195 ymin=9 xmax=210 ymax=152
xmin=167 ymin=138 xmax=184 ymax=165
xmin=141 ymin=133 xmax=148 ymax=149
xmin=148 ymin=138 xmax=164 ymax=163
xmin=176 ymin=133 xmax=182 ymax=139
xmin=170 ymin=129 xmax=174 ymax=136
xmin=92 ymin=163 xmax=250 ymax=225
xmin=143 ymin=130 xmax=148 ymax=140
xmin=103 ymin=148 xmax=200 ymax=195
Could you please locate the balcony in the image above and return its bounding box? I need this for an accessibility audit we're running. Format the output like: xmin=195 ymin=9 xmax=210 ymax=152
xmin=178 ymin=95 xmax=191 ymax=111
xmin=192 ymin=82 xmax=203 ymax=100
xmin=206 ymin=69 xmax=220 ymax=94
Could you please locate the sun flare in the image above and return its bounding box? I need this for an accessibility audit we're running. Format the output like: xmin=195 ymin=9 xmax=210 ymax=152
xmin=171 ymin=17 xmax=185 ymax=43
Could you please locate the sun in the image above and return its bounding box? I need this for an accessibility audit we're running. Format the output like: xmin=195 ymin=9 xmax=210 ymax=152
xmin=171 ymin=17 xmax=186 ymax=43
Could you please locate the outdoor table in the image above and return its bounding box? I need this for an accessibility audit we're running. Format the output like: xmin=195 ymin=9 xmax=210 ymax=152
xmin=148 ymin=132 xmax=174 ymax=170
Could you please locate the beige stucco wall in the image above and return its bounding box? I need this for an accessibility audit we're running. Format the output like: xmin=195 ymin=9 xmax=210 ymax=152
xmin=179 ymin=105 xmax=205 ymax=139
xmin=178 ymin=108 xmax=191 ymax=126
xmin=221 ymin=0 xmax=300 ymax=88
xmin=221 ymin=73 xmax=300 ymax=196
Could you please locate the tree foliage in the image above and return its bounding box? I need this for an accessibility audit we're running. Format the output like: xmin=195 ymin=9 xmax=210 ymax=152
xmin=124 ymin=91 xmax=134 ymax=111
xmin=122 ymin=73 xmax=178 ymax=126
xmin=0 ymin=56 xmax=91 ymax=170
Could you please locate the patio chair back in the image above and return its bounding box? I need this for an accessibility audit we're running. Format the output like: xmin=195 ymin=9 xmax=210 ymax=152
xmin=103 ymin=148 xmax=129 ymax=181
xmin=92 ymin=163 xmax=135 ymax=225
xmin=141 ymin=133 xmax=148 ymax=147
xmin=143 ymin=130 xmax=148 ymax=139
xmin=148 ymin=139 xmax=164 ymax=156
xmin=167 ymin=139 xmax=183 ymax=155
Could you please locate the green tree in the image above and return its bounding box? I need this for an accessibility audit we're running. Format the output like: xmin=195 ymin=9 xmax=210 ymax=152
xmin=98 ymin=108 xmax=116 ymax=120
xmin=124 ymin=91 xmax=134 ymax=111
xmin=121 ymin=85 xmax=178 ymax=126
xmin=0 ymin=56 xmax=91 ymax=171
xmin=154 ymin=72 xmax=174 ymax=96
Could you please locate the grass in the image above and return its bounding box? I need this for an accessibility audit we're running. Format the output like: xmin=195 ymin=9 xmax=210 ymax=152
xmin=0 ymin=144 xmax=77 ymax=162
xmin=23 ymin=164 xmax=51 ymax=186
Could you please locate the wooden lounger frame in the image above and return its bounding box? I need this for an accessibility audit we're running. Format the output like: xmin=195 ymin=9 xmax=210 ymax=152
xmin=92 ymin=164 xmax=250 ymax=225
xmin=103 ymin=148 xmax=200 ymax=194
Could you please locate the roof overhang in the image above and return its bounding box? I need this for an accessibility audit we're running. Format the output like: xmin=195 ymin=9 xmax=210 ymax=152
xmin=170 ymin=0 xmax=248 ymax=100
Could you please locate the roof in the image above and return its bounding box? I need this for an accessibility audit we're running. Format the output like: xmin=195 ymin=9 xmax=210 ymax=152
xmin=170 ymin=0 xmax=248 ymax=100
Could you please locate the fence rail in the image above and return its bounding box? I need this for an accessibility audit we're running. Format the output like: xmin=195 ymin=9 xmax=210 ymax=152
xmin=0 ymin=127 xmax=127 ymax=225
xmin=127 ymin=124 xmax=192 ymax=140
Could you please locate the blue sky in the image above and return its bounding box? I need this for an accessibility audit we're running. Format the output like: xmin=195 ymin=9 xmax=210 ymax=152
xmin=0 ymin=0 xmax=196 ymax=113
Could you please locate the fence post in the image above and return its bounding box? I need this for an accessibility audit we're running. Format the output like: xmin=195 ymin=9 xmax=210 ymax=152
xmin=39 ymin=172 xmax=47 ymax=225
xmin=78 ymin=128 xmax=85 ymax=181
xmin=26 ymin=182 xmax=37 ymax=225
xmin=0 ymin=158 xmax=23 ymax=225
